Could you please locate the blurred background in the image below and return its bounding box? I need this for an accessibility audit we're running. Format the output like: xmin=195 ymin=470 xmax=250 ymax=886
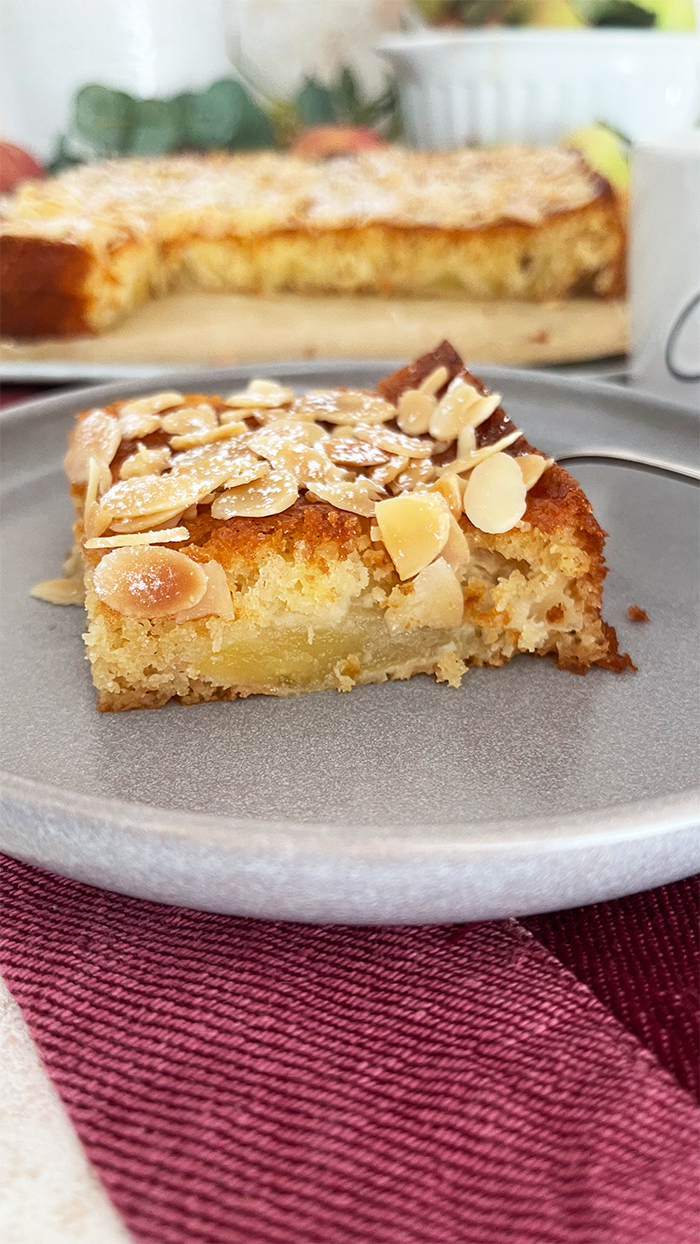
xmin=1 ymin=0 xmax=698 ymax=391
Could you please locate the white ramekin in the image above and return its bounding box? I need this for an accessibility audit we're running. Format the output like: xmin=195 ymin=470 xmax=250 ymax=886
xmin=377 ymin=29 xmax=700 ymax=149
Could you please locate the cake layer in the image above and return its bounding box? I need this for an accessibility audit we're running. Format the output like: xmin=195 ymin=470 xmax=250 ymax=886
xmin=1 ymin=147 xmax=625 ymax=338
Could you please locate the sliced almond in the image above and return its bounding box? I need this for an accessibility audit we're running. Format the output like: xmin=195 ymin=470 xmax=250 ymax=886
xmin=375 ymin=492 xmax=450 ymax=580
xmin=430 ymin=473 xmax=462 ymax=519
xmin=325 ymin=439 xmax=389 ymax=469
xmin=436 ymin=429 xmax=522 ymax=478
xmin=210 ymin=469 xmax=298 ymax=519
xmin=83 ymin=500 xmax=113 ymax=540
xmin=64 ymin=410 xmax=121 ymax=485
xmin=463 ymin=393 xmax=502 ymax=429
xmin=84 ymin=456 xmax=110 ymax=511
xmin=392 ymin=459 xmax=436 ymax=492
xmin=101 ymin=473 xmax=209 ymax=519
xmin=170 ymin=421 xmax=247 ymax=451
xmin=385 ymin=558 xmax=463 ymax=634
xmin=161 ymin=404 xmax=218 ymax=436
xmin=463 ymin=452 xmax=527 ymax=534
xmin=119 ymin=444 xmax=172 ymax=480
xmin=247 ymin=378 xmax=295 ymax=405
xmin=308 ymin=478 xmax=383 ymax=518
xmin=173 ymin=560 xmax=234 ymax=622
xmin=224 ymin=379 xmax=294 ymax=409
xmin=119 ymin=391 xmax=184 ymax=419
xmin=441 ymin=514 xmax=471 ymax=572
xmin=85 ymin=527 xmax=190 ymax=549
xmin=417 ymin=365 xmax=449 ymax=397
xmin=369 ymin=454 xmax=408 ymax=487
xmin=456 ymin=425 xmax=477 ymax=458
xmin=93 ymin=546 xmax=207 ymax=618
xmin=517 ymin=453 xmax=554 ymax=491
xmin=222 ymin=458 xmax=270 ymax=489
xmin=30 ymin=576 xmax=85 ymax=606
xmin=118 ymin=409 xmax=161 ymax=440
xmin=109 ymin=508 xmax=185 ymax=534
xmin=354 ymin=425 xmax=434 ymax=459
xmin=396 ymin=389 xmax=436 ymax=436
xmin=292 ymin=389 xmax=395 ymax=426
xmin=429 ymin=378 xmax=480 ymax=440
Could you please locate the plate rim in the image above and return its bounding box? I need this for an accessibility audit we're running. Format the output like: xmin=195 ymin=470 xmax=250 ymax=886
xmin=2 ymin=770 xmax=698 ymax=856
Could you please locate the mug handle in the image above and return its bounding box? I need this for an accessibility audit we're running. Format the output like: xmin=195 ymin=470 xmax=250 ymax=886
xmin=665 ymin=291 xmax=700 ymax=384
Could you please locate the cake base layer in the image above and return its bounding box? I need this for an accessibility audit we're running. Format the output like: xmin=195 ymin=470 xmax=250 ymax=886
xmin=83 ymin=505 xmax=630 ymax=712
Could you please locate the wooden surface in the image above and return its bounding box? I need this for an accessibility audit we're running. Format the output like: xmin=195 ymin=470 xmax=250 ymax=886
xmin=1 ymin=292 xmax=628 ymax=370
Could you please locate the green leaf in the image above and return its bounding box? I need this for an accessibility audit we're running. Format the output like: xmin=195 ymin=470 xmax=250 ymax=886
xmin=229 ymin=87 xmax=276 ymax=149
xmin=45 ymin=134 xmax=83 ymax=176
xmin=182 ymin=78 xmax=274 ymax=150
xmin=334 ymin=67 xmax=360 ymax=123
xmin=296 ymin=78 xmax=337 ymax=126
xmin=74 ymin=84 xmax=135 ymax=155
xmin=592 ymin=0 xmax=656 ymax=22
xmin=129 ymin=98 xmax=182 ymax=156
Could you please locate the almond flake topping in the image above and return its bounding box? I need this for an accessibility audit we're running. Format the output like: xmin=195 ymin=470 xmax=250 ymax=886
xmin=396 ymin=390 xmax=436 ymax=436
xmin=308 ymin=478 xmax=384 ymax=518
xmin=375 ymin=493 xmax=451 ymax=580
xmin=120 ymin=444 xmax=172 ymax=479
xmin=109 ymin=508 xmax=186 ymax=534
xmin=93 ymin=546 xmax=207 ymax=618
xmin=325 ymin=440 xmax=389 ymax=469
xmin=170 ymin=420 xmax=247 ymax=450
xmin=85 ymin=527 xmax=190 ymax=548
xmin=353 ymin=425 xmax=434 ymax=459
xmin=173 ymin=561 xmax=234 ymax=622
xmin=436 ymin=429 xmax=522 ymax=477
xmin=463 ymin=452 xmax=527 ymax=534
xmin=119 ymin=391 xmax=184 ymax=419
xmin=161 ymin=404 xmax=218 ymax=436
xmin=417 ymin=365 xmax=450 ymax=397
xmin=210 ymin=469 xmax=299 ymax=519
xmin=292 ymin=389 xmax=395 ymax=426
xmin=64 ymin=410 xmax=121 ymax=485
xmin=224 ymin=379 xmax=294 ymax=409
xmin=517 ymin=454 xmax=554 ymax=490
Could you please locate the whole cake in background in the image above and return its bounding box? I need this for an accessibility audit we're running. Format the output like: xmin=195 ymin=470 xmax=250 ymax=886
xmin=0 ymin=145 xmax=625 ymax=338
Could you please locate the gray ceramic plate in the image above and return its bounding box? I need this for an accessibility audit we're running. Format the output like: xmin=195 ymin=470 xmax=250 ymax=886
xmin=1 ymin=363 xmax=698 ymax=923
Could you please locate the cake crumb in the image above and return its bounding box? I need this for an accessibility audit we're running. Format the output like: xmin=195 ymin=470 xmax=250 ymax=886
xmin=627 ymin=605 xmax=650 ymax=623
xmin=435 ymin=649 xmax=467 ymax=688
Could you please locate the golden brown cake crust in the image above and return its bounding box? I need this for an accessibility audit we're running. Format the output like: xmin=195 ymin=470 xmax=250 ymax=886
xmin=0 ymin=235 xmax=92 ymax=336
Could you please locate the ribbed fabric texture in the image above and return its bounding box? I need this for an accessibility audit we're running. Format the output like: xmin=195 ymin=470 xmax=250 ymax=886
xmin=0 ymin=858 xmax=698 ymax=1244
xmin=524 ymin=877 xmax=699 ymax=1099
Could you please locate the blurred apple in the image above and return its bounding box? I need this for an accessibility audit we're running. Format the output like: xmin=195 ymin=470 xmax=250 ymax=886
xmin=0 ymin=142 xmax=44 ymax=193
xmin=563 ymin=124 xmax=629 ymax=193
xmin=292 ymin=125 xmax=387 ymax=158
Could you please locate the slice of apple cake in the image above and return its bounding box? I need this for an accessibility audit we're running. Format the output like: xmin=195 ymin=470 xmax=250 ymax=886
xmin=55 ymin=341 xmax=632 ymax=710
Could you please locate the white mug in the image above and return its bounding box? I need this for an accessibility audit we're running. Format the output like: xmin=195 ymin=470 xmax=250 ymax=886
xmin=629 ymin=131 xmax=700 ymax=407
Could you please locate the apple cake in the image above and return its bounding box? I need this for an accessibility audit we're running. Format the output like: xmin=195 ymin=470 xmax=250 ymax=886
xmin=1 ymin=146 xmax=625 ymax=338
xmin=34 ymin=342 xmax=632 ymax=710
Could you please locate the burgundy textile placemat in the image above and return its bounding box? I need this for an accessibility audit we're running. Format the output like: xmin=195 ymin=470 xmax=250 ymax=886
xmin=0 ymin=857 xmax=698 ymax=1244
